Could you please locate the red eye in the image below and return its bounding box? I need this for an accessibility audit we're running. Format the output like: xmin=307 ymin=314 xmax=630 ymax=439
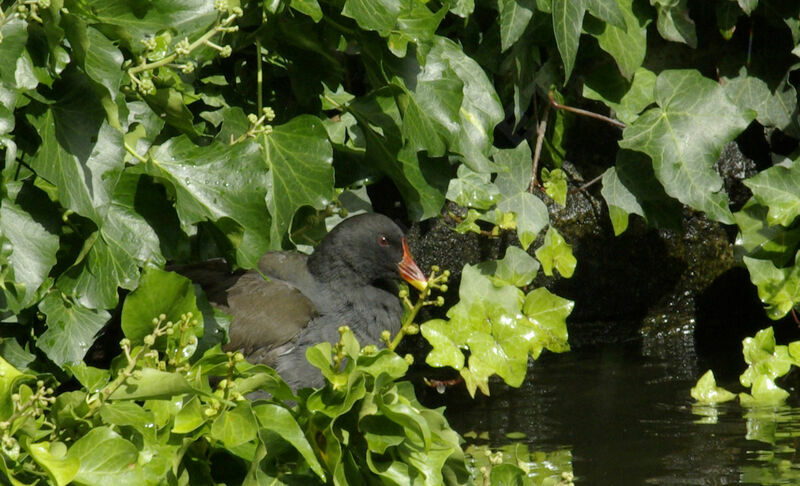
xmin=378 ymin=235 xmax=389 ymax=247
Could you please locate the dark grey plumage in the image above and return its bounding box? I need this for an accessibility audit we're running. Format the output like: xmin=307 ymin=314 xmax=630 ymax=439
xmin=173 ymin=213 xmax=425 ymax=390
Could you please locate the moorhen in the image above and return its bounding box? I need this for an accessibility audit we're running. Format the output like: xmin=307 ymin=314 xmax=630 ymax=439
xmin=174 ymin=213 xmax=427 ymax=390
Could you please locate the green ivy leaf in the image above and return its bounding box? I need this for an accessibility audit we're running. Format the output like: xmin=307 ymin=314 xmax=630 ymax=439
xmin=742 ymin=158 xmax=800 ymax=227
xmin=743 ymin=255 xmax=800 ymax=320
xmin=342 ymin=0 xmax=401 ymax=34
xmin=600 ymin=150 xmax=682 ymax=235
xmin=121 ymin=267 xmax=201 ymax=345
xmin=478 ymin=245 xmax=540 ymax=287
xmin=535 ymin=227 xmax=576 ymax=278
xmin=147 ymin=136 xmax=269 ymax=266
xmin=498 ymin=0 xmax=536 ymax=52
xmin=591 ymin=0 xmax=648 ymax=79
xmin=691 ymin=370 xmax=736 ymax=404
xmin=109 ymin=368 xmax=197 ymax=400
xmin=427 ymin=37 xmax=504 ymax=173
xmin=739 ymin=375 xmax=789 ymax=406
xmin=724 ymin=68 xmax=798 ymax=133
xmin=211 ymin=402 xmax=259 ymax=449
xmin=27 ymin=440 xmax=80 ymax=486
xmin=392 ymin=65 xmax=463 ymax=158
xmin=584 ymin=66 xmax=656 ymax=124
xmin=0 ymin=196 xmax=58 ymax=313
xmin=541 ymin=167 xmax=567 ymax=206
xmin=262 ymin=115 xmax=334 ymax=248
xmin=66 ymin=427 xmax=143 ymax=486
xmin=446 ymin=165 xmax=501 ymax=210
xmin=350 ymin=91 xmax=446 ymax=219
xmin=254 ymin=403 xmax=326 ymax=480
xmin=585 ymin=0 xmax=626 ymax=28
xmin=552 ymin=0 xmax=586 ymax=82
xmin=291 ymin=0 xmax=323 ymax=22
xmin=37 ymin=294 xmax=110 ymax=367
xmin=494 ymin=144 xmax=549 ymax=250
xmin=734 ymin=201 xmax=800 ymax=266
xmin=651 ymin=0 xmax=697 ymax=48
xmin=619 ymin=70 xmax=755 ymax=224
xmin=522 ymin=287 xmax=572 ymax=353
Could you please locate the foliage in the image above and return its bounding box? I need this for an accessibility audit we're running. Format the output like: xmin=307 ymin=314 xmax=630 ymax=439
xmin=0 ymin=0 xmax=799 ymax=481
xmin=693 ymin=327 xmax=800 ymax=407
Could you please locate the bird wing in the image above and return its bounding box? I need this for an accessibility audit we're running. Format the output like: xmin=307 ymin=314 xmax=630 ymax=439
xmin=223 ymin=271 xmax=316 ymax=364
xmin=169 ymin=260 xmax=317 ymax=365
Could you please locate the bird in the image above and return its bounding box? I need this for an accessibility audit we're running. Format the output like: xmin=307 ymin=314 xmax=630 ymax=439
xmin=172 ymin=213 xmax=427 ymax=390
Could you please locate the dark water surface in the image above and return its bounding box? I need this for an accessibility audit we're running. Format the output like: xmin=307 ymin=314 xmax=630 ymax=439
xmin=435 ymin=341 xmax=800 ymax=485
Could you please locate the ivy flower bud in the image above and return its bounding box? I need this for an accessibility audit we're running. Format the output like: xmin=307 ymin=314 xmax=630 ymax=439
xmin=404 ymin=354 xmax=414 ymax=365
xmin=381 ymin=330 xmax=391 ymax=342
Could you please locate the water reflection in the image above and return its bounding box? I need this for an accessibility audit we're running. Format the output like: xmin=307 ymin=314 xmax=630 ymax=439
xmin=423 ymin=341 xmax=800 ymax=485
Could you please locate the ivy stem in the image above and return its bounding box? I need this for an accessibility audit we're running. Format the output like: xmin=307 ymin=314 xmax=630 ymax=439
xmin=528 ymin=101 xmax=550 ymax=193
xmin=547 ymin=92 xmax=626 ymax=129
xmin=129 ymin=13 xmax=238 ymax=76
xmin=124 ymin=141 xmax=148 ymax=164
xmin=256 ymin=37 xmax=263 ymax=115
xmin=569 ymin=172 xmax=604 ymax=193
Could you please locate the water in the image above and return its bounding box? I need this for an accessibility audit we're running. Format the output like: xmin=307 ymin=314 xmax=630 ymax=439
xmin=425 ymin=341 xmax=800 ymax=485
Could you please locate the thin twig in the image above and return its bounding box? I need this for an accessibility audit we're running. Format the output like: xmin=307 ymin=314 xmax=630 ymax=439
xmin=569 ymin=172 xmax=604 ymax=193
xmin=528 ymin=102 xmax=550 ymax=193
xmin=548 ymin=93 xmax=626 ymax=129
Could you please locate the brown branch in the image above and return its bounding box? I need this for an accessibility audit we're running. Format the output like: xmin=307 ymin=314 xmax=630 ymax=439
xmin=548 ymin=93 xmax=626 ymax=129
xmin=569 ymin=172 xmax=604 ymax=193
xmin=528 ymin=102 xmax=551 ymax=193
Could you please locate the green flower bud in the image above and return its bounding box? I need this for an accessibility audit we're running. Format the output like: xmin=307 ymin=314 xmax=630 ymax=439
xmin=404 ymin=354 xmax=414 ymax=365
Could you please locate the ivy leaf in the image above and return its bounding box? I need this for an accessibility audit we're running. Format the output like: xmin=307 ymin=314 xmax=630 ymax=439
xmin=121 ymin=267 xmax=201 ymax=345
xmin=254 ymin=403 xmax=326 ymax=480
xmin=522 ymin=287 xmax=572 ymax=358
xmin=585 ymin=0 xmax=626 ymax=28
xmin=342 ymin=0 xmax=401 ymax=34
xmin=446 ymin=165 xmax=500 ymax=210
xmin=428 ymin=37 xmax=504 ymax=173
xmin=494 ymin=144 xmax=549 ymax=250
xmin=66 ymin=427 xmax=144 ymax=486
xmin=109 ymin=368 xmax=197 ymax=400
xmin=211 ymin=402 xmax=259 ymax=449
xmin=535 ymin=227 xmax=576 ymax=278
xmin=37 ymin=293 xmax=111 ymax=366
xmin=56 ymin=172 xmax=166 ymax=310
xmin=724 ymin=68 xmax=798 ymax=133
xmin=262 ymin=115 xmax=334 ymax=248
xmin=650 ymin=0 xmax=697 ymax=48
xmin=742 ymin=158 xmax=800 ymax=227
xmin=498 ymin=0 xmax=536 ymax=52
xmin=600 ymin=149 xmax=682 ymax=235
xmin=734 ymin=201 xmax=800 ymax=266
xmin=350 ymin=91 xmax=446 ymax=219
xmin=591 ymin=0 xmax=648 ymax=79
xmin=392 ymin=64 xmax=463 ymax=158
xmin=69 ymin=0 xmax=217 ymax=52
xmin=26 ymin=440 xmax=80 ymax=486
xmin=541 ymin=167 xmax=567 ymax=206
xmin=0 ymin=196 xmax=58 ymax=313
xmin=551 ymin=0 xmax=586 ymax=82
xmin=147 ymin=136 xmax=270 ymax=266
xmin=290 ymin=0 xmax=323 ymax=22
xmin=743 ymin=254 xmax=800 ymax=320
xmin=739 ymin=375 xmax=789 ymax=406
xmin=619 ymin=70 xmax=754 ymax=224
xmin=420 ymin=265 xmax=571 ymax=396
xmin=478 ymin=245 xmax=540 ymax=287
xmin=690 ymin=370 xmax=736 ymax=404
xmin=584 ymin=66 xmax=656 ymax=124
